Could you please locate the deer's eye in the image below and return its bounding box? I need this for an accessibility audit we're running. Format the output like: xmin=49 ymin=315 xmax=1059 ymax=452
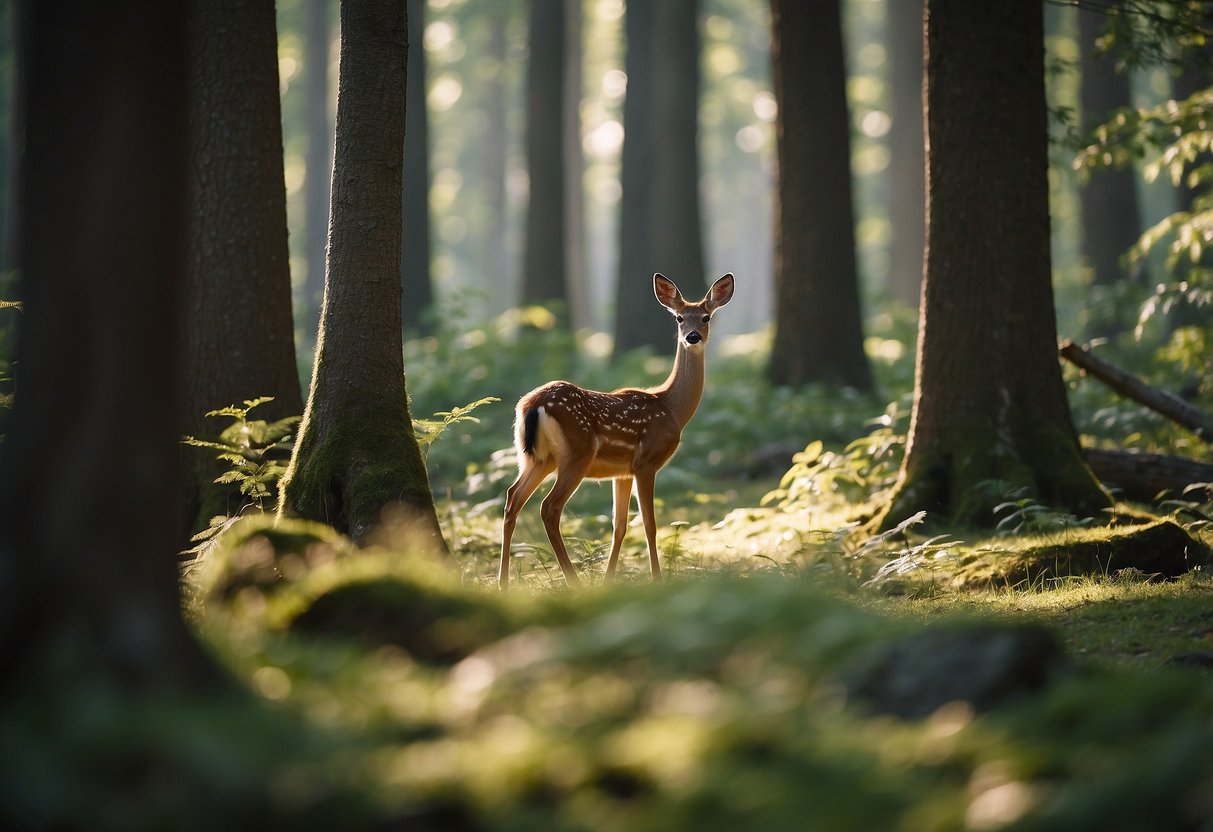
xmin=676 ymin=315 xmax=683 ymax=323
xmin=702 ymin=314 xmax=710 ymax=323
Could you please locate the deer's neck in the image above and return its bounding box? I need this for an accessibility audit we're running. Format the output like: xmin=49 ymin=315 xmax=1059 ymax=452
xmin=655 ymin=342 xmax=706 ymax=428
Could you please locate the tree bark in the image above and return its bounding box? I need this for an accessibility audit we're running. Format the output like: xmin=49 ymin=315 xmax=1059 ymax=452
xmin=885 ymin=0 xmax=925 ymax=309
xmin=0 ymin=0 xmax=221 ymax=693
xmin=302 ymin=0 xmax=333 ymax=352
xmin=564 ymin=0 xmax=589 ymax=330
xmin=279 ymin=0 xmax=447 ymax=553
xmin=183 ymin=0 xmax=304 ymax=540
xmin=875 ymin=0 xmax=1111 ymax=530
xmin=1083 ymin=448 xmax=1213 ymax=501
xmin=0 ymin=0 xmax=21 ymax=289
xmin=766 ymin=0 xmax=873 ymax=391
xmin=1060 ymin=340 xmax=1213 ymax=440
xmin=613 ymin=0 xmax=706 ymax=354
xmin=521 ymin=0 xmax=570 ymax=320
xmin=401 ymin=0 xmax=434 ymax=334
xmin=613 ymin=0 xmax=656 ymax=353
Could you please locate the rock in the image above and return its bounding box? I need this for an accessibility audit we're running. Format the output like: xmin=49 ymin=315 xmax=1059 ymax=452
xmin=837 ymin=624 xmax=1070 ymax=719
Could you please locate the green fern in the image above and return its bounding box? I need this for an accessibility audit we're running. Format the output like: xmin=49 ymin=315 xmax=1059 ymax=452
xmin=412 ymin=395 xmax=501 ymax=459
xmin=183 ymin=397 xmax=301 ymax=509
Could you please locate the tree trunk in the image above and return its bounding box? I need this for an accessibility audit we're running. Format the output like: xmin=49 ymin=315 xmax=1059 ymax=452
xmin=885 ymin=0 xmax=925 ymax=309
xmin=401 ymin=0 xmax=434 ymax=334
xmin=279 ymin=0 xmax=447 ymax=553
xmin=613 ymin=0 xmax=706 ymax=354
xmin=875 ymin=0 xmax=1111 ymax=531
xmin=481 ymin=4 xmax=511 ymax=311
xmin=564 ymin=0 xmax=589 ymax=330
xmin=766 ymin=0 xmax=872 ymax=391
xmin=521 ymin=0 xmax=569 ymax=319
xmin=612 ymin=0 xmax=656 ymax=353
xmin=302 ymin=0 xmax=333 ymax=353
xmin=1078 ymin=1 xmax=1140 ymax=325
xmin=0 ymin=0 xmax=221 ymax=693
xmin=0 ymin=0 xmax=21 ymax=290
xmin=183 ymin=0 xmax=305 ymax=543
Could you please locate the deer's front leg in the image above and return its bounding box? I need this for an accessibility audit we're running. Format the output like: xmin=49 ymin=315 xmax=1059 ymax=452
xmin=634 ymin=469 xmax=661 ymax=581
xmin=605 ymin=476 xmax=633 ymax=580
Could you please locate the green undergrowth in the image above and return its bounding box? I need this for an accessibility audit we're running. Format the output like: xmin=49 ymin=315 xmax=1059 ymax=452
xmin=147 ymin=517 xmax=1213 ymax=829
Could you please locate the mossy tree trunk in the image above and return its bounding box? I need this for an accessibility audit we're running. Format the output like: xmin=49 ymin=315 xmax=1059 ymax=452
xmin=0 ymin=0 xmax=223 ymax=693
xmin=874 ymin=0 xmax=1111 ymax=531
xmin=183 ymin=0 xmax=304 ymax=541
xmin=279 ymin=0 xmax=447 ymax=553
xmin=767 ymin=0 xmax=872 ymax=391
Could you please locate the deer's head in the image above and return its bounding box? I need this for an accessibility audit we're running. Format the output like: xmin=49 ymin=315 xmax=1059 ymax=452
xmin=654 ymin=273 xmax=735 ymax=350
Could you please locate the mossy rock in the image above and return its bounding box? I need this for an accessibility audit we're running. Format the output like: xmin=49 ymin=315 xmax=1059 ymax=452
xmin=952 ymin=519 xmax=1210 ymax=589
xmin=287 ymin=577 xmax=510 ymax=665
xmin=200 ymin=516 xmax=355 ymax=604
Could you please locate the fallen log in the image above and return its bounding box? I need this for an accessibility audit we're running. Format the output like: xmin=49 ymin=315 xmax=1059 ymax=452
xmin=1059 ymin=340 xmax=1213 ymax=442
xmin=1083 ymin=447 xmax=1213 ymax=501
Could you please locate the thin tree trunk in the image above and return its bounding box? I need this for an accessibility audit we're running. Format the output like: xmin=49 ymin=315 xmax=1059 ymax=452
xmin=1060 ymin=340 xmax=1213 ymax=440
xmin=1078 ymin=1 xmax=1140 ymax=322
xmin=875 ymin=0 xmax=1110 ymax=530
xmin=481 ymin=4 xmax=510 ymax=310
xmin=564 ymin=0 xmax=589 ymax=330
xmin=401 ymin=0 xmax=434 ymax=334
xmin=0 ymin=0 xmax=221 ymax=693
xmin=521 ymin=0 xmax=569 ymax=319
xmin=303 ymin=0 xmax=333 ymax=353
xmin=885 ymin=0 xmax=925 ymax=309
xmin=183 ymin=0 xmax=304 ymax=542
xmin=279 ymin=0 xmax=447 ymax=552
xmin=767 ymin=0 xmax=872 ymax=390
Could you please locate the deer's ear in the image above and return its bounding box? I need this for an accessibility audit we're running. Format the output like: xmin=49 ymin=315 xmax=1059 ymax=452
xmin=653 ymin=273 xmax=683 ymax=311
xmin=705 ymin=273 xmax=735 ymax=311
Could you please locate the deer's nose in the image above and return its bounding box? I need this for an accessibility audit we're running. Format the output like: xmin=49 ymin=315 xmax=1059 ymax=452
xmin=685 ymin=331 xmax=702 ymax=345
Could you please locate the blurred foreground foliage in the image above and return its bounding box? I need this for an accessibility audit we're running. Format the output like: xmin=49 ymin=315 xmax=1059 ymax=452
xmin=8 ymin=516 xmax=1213 ymax=830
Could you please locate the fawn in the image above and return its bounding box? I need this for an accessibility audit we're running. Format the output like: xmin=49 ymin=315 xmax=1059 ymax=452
xmin=499 ymin=273 xmax=735 ymax=588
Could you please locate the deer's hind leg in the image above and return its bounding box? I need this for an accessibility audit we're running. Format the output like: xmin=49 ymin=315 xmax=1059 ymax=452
xmin=540 ymin=456 xmax=592 ymax=588
xmin=500 ymin=456 xmax=554 ymax=589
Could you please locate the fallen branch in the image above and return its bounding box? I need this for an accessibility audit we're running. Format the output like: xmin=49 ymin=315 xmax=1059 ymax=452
xmin=1060 ymin=340 xmax=1213 ymax=442
xmin=1083 ymin=447 xmax=1213 ymax=501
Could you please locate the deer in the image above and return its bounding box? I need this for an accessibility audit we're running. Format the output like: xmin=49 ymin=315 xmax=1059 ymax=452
xmin=499 ymin=273 xmax=735 ymax=589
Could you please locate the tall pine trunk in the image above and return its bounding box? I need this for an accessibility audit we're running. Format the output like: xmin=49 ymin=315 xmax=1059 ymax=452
xmin=614 ymin=0 xmax=706 ymax=355
xmin=875 ymin=0 xmax=1109 ymax=530
xmin=521 ymin=0 xmax=570 ymax=319
xmin=767 ymin=0 xmax=872 ymax=391
xmin=279 ymin=0 xmax=446 ymax=552
xmin=183 ymin=0 xmax=304 ymax=540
